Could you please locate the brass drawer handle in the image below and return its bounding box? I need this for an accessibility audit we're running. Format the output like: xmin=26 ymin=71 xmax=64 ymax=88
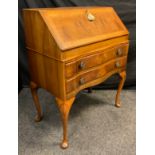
xmin=79 ymin=78 xmax=85 ymax=85
xmin=117 ymin=48 xmax=123 ymax=56
xmin=115 ymin=61 xmax=121 ymax=68
xmin=78 ymin=61 xmax=85 ymax=70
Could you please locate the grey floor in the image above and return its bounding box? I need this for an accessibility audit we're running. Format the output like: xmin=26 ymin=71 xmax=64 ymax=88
xmin=19 ymin=88 xmax=136 ymax=155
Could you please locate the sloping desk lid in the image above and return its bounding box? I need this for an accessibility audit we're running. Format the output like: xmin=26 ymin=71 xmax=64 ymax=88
xmin=38 ymin=7 xmax=129 ymax=51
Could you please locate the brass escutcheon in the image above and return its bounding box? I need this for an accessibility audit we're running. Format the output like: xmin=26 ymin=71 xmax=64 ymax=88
xmin=86 ymin=10 xmax=95 ymax=21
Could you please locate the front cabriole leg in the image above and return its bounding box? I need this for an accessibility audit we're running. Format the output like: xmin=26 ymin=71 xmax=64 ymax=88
xmin=55 ymin=97 xmax=75 ymax=149
xmin=115 ymin=71 xmax=126 ymax=107
xmin=30 ymin=81 xmax=43 ymax=122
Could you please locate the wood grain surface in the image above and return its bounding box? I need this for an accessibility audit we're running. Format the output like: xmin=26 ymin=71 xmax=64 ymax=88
xmin=23 ymin=7 xmax=129 ymax=149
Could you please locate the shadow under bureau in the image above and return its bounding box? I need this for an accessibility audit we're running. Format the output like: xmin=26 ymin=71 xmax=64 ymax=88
xmin=23 ymin=7 xmax=129 ymax=149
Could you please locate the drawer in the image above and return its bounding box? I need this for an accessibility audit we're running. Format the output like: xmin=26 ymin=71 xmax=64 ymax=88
xmin=66 ymin=56 xmax=127 ymax=93
xmin=65 ymin=43 xmax=129 ymax=79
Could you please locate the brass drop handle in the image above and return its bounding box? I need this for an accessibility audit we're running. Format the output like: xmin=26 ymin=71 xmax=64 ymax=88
xmin=78 ymin=61 xmax=85 ymax=70
xmin=115 ymin=61 xmax=121 ymax=68
xmin=79 ymin=78 xmax=85 ymax=85
xmin=117 ymin=48 xmax=123 ymax=56
xmin=86 ymin=10 xmax=95 ymax=21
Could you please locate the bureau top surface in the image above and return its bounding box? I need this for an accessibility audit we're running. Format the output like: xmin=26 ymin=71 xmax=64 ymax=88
xmin=23 ymin=7 xmax=129 ymax=51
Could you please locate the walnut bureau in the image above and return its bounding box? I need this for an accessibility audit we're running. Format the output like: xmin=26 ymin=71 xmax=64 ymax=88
xmin=23 ymin=7 xmax=129 ymax=149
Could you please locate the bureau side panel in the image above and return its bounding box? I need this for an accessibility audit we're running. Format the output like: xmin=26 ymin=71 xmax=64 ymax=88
xmin=23 ymin=10 xmax=61 ymax=60
xmin=27 ymin=51 xmax=65 ymax=99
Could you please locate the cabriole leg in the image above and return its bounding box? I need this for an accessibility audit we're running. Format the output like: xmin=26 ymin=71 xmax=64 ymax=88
xmin=115 ymin=71 xmax=126 ymax=108
xmin=55 ymin=97 xmax=75 ymax=149
xmin=30 ymin=81 xmax=43 ymax=122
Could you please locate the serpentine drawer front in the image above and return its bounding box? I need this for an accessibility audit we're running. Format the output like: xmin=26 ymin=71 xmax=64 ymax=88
xmin=66 ymin=56 xmax=127 ymax=95
xmin=23 ymin=7 xmax=129 ymax=149
xmin=65 ymin=44 xmax=129 ymax=79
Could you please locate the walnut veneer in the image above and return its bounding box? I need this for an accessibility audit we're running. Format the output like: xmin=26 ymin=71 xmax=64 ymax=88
xmin=23 ymin=7 xmax=129 ymax=149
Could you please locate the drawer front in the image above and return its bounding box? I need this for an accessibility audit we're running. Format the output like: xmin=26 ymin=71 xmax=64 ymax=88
xmin=66 ymin=56 xmax=127 ymax=93
xmin=65 ymin=43 xmax=129 ymax=79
